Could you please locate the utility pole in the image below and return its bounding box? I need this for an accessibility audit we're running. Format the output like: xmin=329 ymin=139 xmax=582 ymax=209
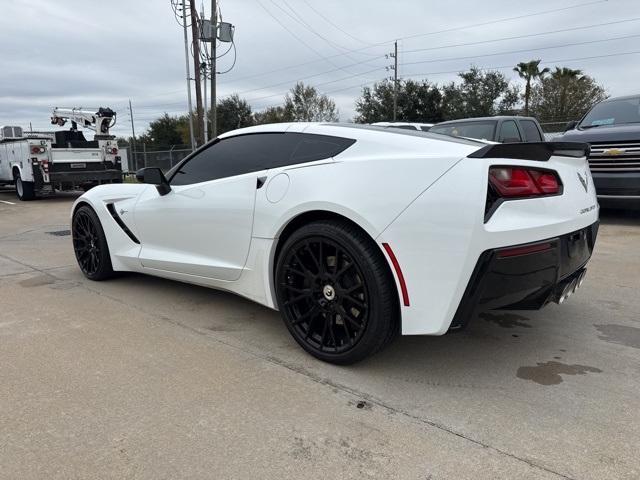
xmin=181 ymin=0 xmax=196 ymax=151
xmin=128 ymin=99 xmax=138 ymax=170
xmin=202 ymin=64 xmax=208 ymax=143
xmin=211 ymin=0 xmax=217 ymax=138
xmin=189 ymin=0 xmax=203 ymax=146
xmin=392 ymin=41 xmax=398 ymax=121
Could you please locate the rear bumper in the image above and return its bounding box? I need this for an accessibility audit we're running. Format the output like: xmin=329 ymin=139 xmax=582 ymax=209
xmin=49 ymin=170 xmax=122 ymax=184
xmin=592 ymin=171 xmax=640 ymax=198
xmin=449 ymin=222 xmax=598 ymax=330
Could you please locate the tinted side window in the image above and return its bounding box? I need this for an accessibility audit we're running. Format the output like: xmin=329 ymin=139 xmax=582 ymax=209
xmin=430 ymin=121 xmax=496 ymax=141
xmin=170 ymin=132 xmax=354 ymax=185
xmin=520 ymin=120 xmax=543 ymax=142
xmin=499 ymin=121 xmax=522 ymax=142
xmin=291 ymin=134 xmax=355 ymax=163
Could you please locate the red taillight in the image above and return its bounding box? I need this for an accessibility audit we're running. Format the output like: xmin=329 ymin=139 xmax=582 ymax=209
xmin=498 ymin=242 xmax=553 ymax=258
xmin=31 ymin=145 xmax=45 ymax=155
xmin=489 ymin=167 xmax=560 ymax=198
xmin=107 ymin=147 xmax=118 ymax=155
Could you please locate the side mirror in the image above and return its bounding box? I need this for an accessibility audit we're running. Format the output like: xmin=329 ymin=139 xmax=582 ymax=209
xmin=136 ymin=167 xmax=171 ymax=196
xmin=564 ymin=120 xmax=578 ymax=132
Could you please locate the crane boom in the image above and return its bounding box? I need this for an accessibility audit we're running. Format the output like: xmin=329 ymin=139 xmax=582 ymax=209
xmin=51 ymin=107 xmax=116 ymax=136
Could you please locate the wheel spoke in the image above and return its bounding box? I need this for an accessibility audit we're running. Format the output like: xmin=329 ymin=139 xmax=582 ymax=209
xmin=291 ymin=305 xmax=320 ymax=325
xmin=279 ymin=235 xmax=370 ymax=355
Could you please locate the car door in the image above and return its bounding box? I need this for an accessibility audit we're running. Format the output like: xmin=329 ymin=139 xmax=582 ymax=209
xmin=133 ymin=133 xmax=290 ymax=281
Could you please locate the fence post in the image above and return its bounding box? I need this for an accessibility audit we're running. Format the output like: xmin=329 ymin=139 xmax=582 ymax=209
xmin=169 ymin=145 xmax=176 ymax=168
xmin=143 ymin=143 xmax=147 ymax=168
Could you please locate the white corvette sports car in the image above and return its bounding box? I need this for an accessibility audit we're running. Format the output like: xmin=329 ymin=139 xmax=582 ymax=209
xmin=71 ymin=123 xmax=599 ymax=364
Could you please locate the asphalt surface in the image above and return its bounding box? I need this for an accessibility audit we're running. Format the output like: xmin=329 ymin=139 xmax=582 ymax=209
xmin=1 ymin=187 xmax=639 ymax=480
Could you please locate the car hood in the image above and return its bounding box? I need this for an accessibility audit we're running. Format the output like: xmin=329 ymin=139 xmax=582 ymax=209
xmin=558 ymin=123 xmax=640 ymax=142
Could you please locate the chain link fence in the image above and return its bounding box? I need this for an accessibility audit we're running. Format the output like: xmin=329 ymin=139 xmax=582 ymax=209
xmin=118 ymin=144 xmax=193 ymax=174
xmin=539 ymin=121 xmax=572 ymax=141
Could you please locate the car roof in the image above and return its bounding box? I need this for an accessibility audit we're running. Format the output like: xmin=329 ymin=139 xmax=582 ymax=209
xmin=599 ymin=94 xmax=640 ymax=103
xmin=434 ymin=116 xmax=539 ymax=125
xmin=218 ymin=122 xmax=485 ymax=147
xmin=371 ymin=122 xmax=434 ymax=126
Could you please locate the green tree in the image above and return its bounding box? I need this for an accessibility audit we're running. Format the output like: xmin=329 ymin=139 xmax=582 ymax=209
xmin=211 ymin=94 xmax=254 ymax=134
xmin=441 ymin=67 xmax=518 ymax=119
xmin=530 ymin=67 xmax=607 ymax=122
xmin=354 ymin=79 xmax=444 ymax=123
xmin=139 ymin=113 xmax=184 ymax=147
xmin=513 ymin=60 xmax=550 ymax=116
xmin=283 ymin=82 xmax=339 ymax=121
xmin=253 ymin=105 xmax=293 ymax=125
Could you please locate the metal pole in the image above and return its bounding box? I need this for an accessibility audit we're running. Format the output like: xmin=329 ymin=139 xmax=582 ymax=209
xmin=143 ymin=142 xmax=147 ymax=168
xmin=201 ymin=3 xmax=208 ymax=144
xmin=189 ymin=0 xmax=203 ymax=146
xmin=203 ymin=67 xmax=208 ymax=143
xmin=128 ymin=99 xmax=137 ymax=170
xmin=211 ymin=0 xmax=217 ymax=138
xmin=182 ymin=0 xmax=196 ymax=151
xmin=393 ymin=40 xmax=398 ymax=122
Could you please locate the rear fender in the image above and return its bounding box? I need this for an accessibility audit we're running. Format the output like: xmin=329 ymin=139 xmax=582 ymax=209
xmin=11 ymin=163 xmax=33 ymax=182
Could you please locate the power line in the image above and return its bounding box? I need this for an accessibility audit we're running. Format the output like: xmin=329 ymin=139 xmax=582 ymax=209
xmin=228 ymin=3 xmax=622 ymax=85
xmin=245 ymin=66 xmax=384 ymax=103
xmin=300 ymin=0 xmax=377 ymax=48
xmin=403 ymin=17 xmax=640 ymax=55
xmin=399 ymin=0 xmax=609 ymax=42
xmin=400 ymin=33 xmax=640 ymax=67
xmin=406 ymin=49 xmax=640 ymax=78
xmin=256 ymin=0 xmax=359 ymax=75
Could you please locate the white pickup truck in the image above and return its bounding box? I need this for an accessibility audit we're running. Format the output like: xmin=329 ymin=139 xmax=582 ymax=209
xmin=0 ymin=125 xmax=122 ymax=200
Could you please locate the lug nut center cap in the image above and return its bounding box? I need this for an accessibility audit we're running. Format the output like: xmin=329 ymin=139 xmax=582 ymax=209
xmin=322 ymin=285 xmax=336 ymax=301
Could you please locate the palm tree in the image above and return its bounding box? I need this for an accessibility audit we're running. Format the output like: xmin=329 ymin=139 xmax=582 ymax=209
xmin=552 ymin=67 xmax=584 ymax=120
xmin=513 ymin=60 xmax=550 ymax=116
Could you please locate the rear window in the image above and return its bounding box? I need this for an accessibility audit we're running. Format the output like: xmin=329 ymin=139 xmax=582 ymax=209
xmin=430 ymin=121 xmax=496 ymax=141
xmin=520 ymin=120 xmax=543 ymax=142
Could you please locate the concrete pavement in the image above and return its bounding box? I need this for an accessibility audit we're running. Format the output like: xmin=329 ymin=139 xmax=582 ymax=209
xmin=1 ymin=187 xmax=639 ymax=479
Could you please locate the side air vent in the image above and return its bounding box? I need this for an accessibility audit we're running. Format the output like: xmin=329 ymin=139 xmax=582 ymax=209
xmin=106 ymin=203 xmax=140 ymax=244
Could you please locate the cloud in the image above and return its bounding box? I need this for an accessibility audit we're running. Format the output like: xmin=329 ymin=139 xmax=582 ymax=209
xmin=1 ymin=0 xmax=639 ymax=137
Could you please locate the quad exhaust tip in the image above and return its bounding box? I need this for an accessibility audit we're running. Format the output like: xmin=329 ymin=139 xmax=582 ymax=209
xmin=556 ymin=270 xmax=587 ymax=304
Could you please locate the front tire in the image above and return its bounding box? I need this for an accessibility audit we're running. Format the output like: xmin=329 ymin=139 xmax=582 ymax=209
xmin=72 ymin=205 xmax=115 ymax=280
xmin=276 ymin=220 xmax=399 ymax=364
xmin=14 ymin=171 xmax=35 ymax=201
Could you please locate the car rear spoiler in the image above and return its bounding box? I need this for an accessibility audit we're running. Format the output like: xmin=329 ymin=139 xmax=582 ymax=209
xmin=468 ymin=142 xmax=590 ymax=161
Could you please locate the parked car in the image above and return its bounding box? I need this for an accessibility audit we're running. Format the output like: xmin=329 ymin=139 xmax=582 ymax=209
xmin=430 ymin=116 xmax=545 ymax=143
xmin=71 ymin=123 xmax=598 ymax=364
xmin=556 ymin=95 xmax=640 ymax=206
xmin=371 ymin=122 xmax=433 ymax=131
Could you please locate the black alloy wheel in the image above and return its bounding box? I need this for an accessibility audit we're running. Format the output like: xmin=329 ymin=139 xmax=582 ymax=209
xmin=276 ymin=220 xmax=399 ymax=364
xmin=72 ymin=205 xmax=114 ymax=280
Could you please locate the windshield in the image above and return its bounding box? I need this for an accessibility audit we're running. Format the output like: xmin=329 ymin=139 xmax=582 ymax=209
xmin=580 ymin=97 xmax=640 ymax=128
xmin=430 ymin=121 xmax=496 ymax=141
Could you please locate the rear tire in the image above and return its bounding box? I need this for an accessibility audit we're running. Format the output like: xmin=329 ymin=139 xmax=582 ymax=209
xmin=275 ymin=220 xmax=399 ymax=364
xmin=14 ymin=171 xmax=35 ymax=201
xmin=72 ymin=205 xmax=115 ymax=280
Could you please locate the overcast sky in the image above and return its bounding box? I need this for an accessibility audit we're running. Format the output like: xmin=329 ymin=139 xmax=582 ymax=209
xmin=1 ymin=0 xmax=639 ymax=138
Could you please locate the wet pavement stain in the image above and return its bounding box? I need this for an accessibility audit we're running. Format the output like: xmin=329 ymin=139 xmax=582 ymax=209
xmin=19 ymin=275 xmax=55 ymax=287
xmin=480 ymin=312 xmax=531 ymax=329
xmin=517 ymin=361 xmax=602 ymax=386
xmin=595 ymin=324 xmax=640 ymax=349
